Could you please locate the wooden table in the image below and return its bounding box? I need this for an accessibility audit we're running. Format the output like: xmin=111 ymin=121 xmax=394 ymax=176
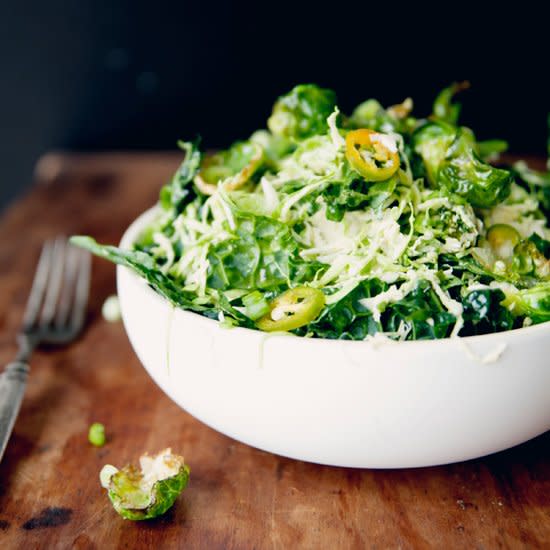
xmin=0 ymin=152 xmax=549 ymax=549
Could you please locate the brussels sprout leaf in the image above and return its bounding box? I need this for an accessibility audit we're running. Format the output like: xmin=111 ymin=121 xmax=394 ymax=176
xmin=268 ymin=84 xmax=337 ymax=141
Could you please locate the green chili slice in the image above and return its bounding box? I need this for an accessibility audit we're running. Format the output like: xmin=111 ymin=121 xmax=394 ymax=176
xmin=256 ymin=287 xmax=325 ymax=332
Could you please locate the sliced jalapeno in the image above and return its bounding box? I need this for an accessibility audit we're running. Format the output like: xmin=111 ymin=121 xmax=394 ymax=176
xmin=256 ymin=287 xmax=325 ymax=332
xmin=345 ymin=129 xmax=400 ymax=181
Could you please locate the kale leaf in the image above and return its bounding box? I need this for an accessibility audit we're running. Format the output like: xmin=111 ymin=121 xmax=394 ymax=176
xmin=160 ymin=139 xmax=201 ymax=213
xmin=70 ymin=236 xmax=209 ymax=312
xmin=383 ymin=280 xmax=455 ymax=340
xmin=207 ymin=215 xmax=325 ymax=291
xmin=461 ymin=289 xmax=515 ymax=336
xmin=303 ymin=279 xmax=386 ymax=340
xmin=529 ymin=233 xmax=550 ymax=257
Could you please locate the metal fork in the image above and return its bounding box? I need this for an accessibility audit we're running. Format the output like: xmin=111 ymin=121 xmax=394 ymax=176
xmin=0 ymin=238 xmax=91 ymax=462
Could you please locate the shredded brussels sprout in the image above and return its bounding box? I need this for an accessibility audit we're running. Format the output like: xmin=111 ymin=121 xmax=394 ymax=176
xmin=72 ymin=84 xmax=550 ymax=341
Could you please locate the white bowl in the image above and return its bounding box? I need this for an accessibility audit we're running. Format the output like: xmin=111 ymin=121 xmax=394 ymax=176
xmin=117 ymin=207 xmax=550 ymax=468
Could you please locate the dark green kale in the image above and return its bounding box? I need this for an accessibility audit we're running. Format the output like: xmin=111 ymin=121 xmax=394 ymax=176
xmin=206 ymin=215 xmax=325 ymax=291
xmin=302 ymin=279 xmax=386 ymax=340
xmin=529 ymin=233 xmax=550 ymax=257
xmin=460 ymin=289 xmax=515 ymax=336
xmin=69 ymin=236 xmax=209 ymax=313
xmin=383 ymin=280 xmax=456 ymax=340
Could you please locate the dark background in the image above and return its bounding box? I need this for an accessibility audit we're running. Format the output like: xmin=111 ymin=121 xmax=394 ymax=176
xmin=1 ymin=2 xmax=548 ymax=210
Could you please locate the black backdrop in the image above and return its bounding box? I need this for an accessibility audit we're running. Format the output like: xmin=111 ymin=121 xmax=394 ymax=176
xmin=1 ymin=1 xmax=548 ymax=208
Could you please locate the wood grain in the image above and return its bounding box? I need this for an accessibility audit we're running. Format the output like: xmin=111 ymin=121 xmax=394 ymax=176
xmin=0 ymin=152 xmax=549 ymax=549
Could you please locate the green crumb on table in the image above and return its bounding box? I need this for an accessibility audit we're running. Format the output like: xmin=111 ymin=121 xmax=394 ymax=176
xmin=89 ymin=422 xmax=106 ymax=447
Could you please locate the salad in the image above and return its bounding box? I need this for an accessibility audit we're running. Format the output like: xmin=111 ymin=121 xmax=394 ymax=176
xmin=72 ymin=84 xmax=550 ymax=341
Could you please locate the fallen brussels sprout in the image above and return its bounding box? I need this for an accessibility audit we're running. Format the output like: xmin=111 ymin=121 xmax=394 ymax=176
xmin=100 ymin=448 xmax=190 ymax=520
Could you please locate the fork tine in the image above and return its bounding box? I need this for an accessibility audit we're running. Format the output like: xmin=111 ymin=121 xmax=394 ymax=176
xmin=55 ymin=244 xmax=81 ymax=328
xmin=39 ymin=237 xmax=67 ymax=326
xmin=22 ymin=241 xmax=54 ymax=330
xmin=70 ymin=249 xmax=91 ymax=333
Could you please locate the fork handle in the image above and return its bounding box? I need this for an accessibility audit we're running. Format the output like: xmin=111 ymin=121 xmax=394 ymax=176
xmin=0 ymin=361 xmax=30 ymax=462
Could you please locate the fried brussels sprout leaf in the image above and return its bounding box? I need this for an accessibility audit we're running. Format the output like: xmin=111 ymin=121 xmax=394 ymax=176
xmin=412 ymin=121 xmax=456 ymax=183
xmin=249 ymin=130 xmax=294 ymax=170
xmin=268 ymin=84 xmax=337 ymax=141
xmin=194 ymin=141 xmax=264 ymax=194
xmin=349 ymin=97 xmax=416 ymax=135
xmin=432 ymin=81 xmax=469 ymax=125
xmin=414 ymin=123 xmax=512 ymax=207
xmin=100 ymin=448 xmax=190 ymax=520
xmin=438 ymin=129 xmax=512 ymax=207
